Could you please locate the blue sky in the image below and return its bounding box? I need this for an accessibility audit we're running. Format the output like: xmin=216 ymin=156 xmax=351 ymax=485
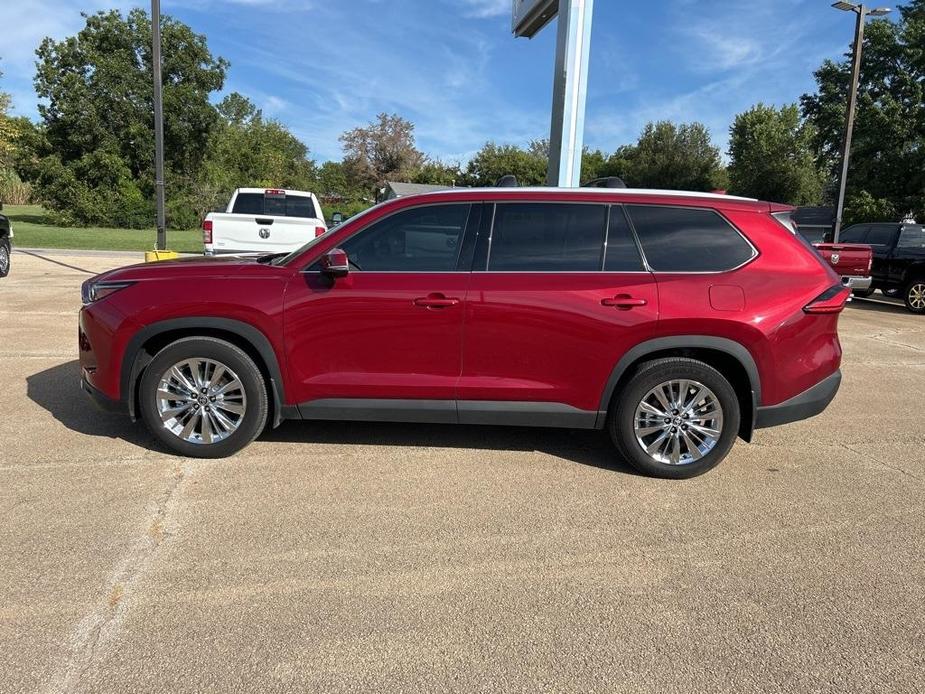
xmin=1 ymin=0 xmax=862 ymax=163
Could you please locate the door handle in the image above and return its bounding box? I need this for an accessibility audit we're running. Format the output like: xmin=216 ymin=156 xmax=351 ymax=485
xmin=414 ymin=293 xmax=460 ymax=309
xmin=601 ymin=295 xmax=648 ymax=309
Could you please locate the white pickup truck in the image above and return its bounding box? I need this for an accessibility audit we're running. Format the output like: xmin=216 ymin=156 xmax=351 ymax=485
xmin=202 ymin=188 xmax=327 ymax=256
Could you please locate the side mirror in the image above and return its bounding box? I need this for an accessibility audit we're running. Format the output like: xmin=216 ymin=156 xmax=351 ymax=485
xmin=331 ymin=212 xmax=344 ymax=226
xmin=320 ymin=248 xmax=349 ymax=278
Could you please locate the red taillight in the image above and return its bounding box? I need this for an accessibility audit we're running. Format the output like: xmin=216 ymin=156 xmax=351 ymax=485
xmin=202 ymin=219 xmax=213 ymax=244
xmin=804 ymin=285 xmax=851 ymax=314
xmin=315 ymin=226 xmax=326 ymax=238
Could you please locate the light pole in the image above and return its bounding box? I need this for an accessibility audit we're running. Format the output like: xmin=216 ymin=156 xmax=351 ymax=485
xmin=830 ymin=2 xmax=891 ymax=242
xmin=151 ymin=0 xmax=167 ymax=251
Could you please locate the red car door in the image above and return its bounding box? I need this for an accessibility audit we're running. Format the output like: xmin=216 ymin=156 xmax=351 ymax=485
xmin=283 ymin=202 xmax=478 ymax=416
xmin=458 ymin=203 xmax=658 ymax=423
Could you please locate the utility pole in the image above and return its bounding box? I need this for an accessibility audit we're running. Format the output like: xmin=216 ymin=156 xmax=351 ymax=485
xmin=546 ymin=0 xmax=594 ymax=187
xmin=831 ymin=2 xmax=891 ymax=242
xmin=151 ymin=0 xmax=167 ymax=250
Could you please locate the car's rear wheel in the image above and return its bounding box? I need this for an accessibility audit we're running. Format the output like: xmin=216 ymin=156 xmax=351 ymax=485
xmin=139 ymin=337 xmax=268 ymax=458
xmin=609 ymin=358 xmax=740 ymax=479
xmin=0 ymin=238 xmax=10 ymax=278
xmin=904 ymin=279 xmax=925 ymax=314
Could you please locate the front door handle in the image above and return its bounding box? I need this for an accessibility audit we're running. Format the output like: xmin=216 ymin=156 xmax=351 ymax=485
xmin=602 ymin=295 xmax=648 ymax=309
xmin=414 ymin=293 xmax=460 ymax=309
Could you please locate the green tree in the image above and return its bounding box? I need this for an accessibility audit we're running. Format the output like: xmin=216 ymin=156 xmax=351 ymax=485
xmin=32 ymin=9 xmax=228 ymax=226
xmin=622 ymin=121 xmax=724 ymax=191
xmin=463 ymin=142 xmax=546 ymax=186
xmin=412 ymin=160 xmax=462 ymax=186
xmin=727 ymin=103 xmax=823 ymax=204
xmin=340 ymin=113 xmax=425 ymax=191
xmin=801 ymin=0 xmax=925 ymax=221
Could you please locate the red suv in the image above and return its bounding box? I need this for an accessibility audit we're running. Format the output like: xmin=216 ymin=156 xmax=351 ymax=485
xmin=79 ymin=188 xmax=848 ymax=478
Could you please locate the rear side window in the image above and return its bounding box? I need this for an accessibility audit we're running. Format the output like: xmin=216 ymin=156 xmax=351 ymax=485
xmin=604 ymin=206 xmax=645 ymax=271
xmin=839 ymin=225 xmax=867 ymax=243
xmin=626 ymin=205 xmax=755 ymax=272
xmin=488 ymin=203 xmax=606 ymax=271
xmin=898 ymin=225 xmax=925 ymax=249
xmin=865 ymin=225 xmax=897 ymax=247
xmin=232 ymin=192 xmax=318 ymax=218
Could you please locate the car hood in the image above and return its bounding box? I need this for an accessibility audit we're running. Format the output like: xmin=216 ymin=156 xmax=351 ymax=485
xmin=91 ymin=253 xmax=286 ymax=283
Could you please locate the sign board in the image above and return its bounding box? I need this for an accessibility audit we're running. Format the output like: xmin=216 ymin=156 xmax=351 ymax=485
xmin=512 ymin=0 xmax=558 ymax=38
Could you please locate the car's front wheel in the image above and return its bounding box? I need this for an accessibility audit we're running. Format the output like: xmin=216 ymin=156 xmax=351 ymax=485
xmin=904 ymin=279 xmax=925 ymax=314
xmin=139 ymin=337 xmax=268 ymax=458
xmin=609 ymin=357 xmax=740 ymax=479
xmin=0 ymin=237 xmax=10 ymax=278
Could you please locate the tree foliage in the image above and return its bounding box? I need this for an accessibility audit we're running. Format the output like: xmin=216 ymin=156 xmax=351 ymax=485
xmin=801 ymin=0 xmax=925 ymax=221
xmin=340 ymin=113 xmax=425 ymax=190
xmin=620 ymin=121 xmax=724 ymax=191
xmin=463 ymin=142 xmax=546 ymax=186
xmin=727 ymin=103 xmax=822 ymax=204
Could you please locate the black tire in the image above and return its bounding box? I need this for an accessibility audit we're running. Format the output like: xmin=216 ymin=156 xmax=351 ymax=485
xmin=852 ymin=288 xmax=874 ymax=298
xmin=608 ymin=357 xmax=740 ymax=479
xmin=138 ymin=337 xmax=268 ymax=458
xmin=903 ymin=278 xmax=925 ymax=314
xmin=0 ymin=237 xmax=10 ymax=278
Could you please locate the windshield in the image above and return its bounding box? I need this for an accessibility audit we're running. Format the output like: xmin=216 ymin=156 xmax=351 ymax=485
xmin=275 ymin=201 xmax=382 ymax=266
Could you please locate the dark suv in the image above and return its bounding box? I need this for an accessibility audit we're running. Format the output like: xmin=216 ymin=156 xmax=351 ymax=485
xmin=837 ymin=222 xmax=925 ymax=313
xmin=78 ymin=188 xmax=848 ymax=478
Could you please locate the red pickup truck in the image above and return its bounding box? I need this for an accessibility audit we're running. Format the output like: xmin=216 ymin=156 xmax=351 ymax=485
xmin=813 ymin=242 xmax=873 ymax=291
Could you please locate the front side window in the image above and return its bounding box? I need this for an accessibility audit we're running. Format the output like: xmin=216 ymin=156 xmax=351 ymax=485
xmin=625 ymin=205 xmax=755 ymax=272
xmin=338 ymin=204 xmax=471 ymax=272
xmin=897 ymin=225 xmax=925 ymax=249
xmin=488 ymin=203 xmax=606 ymax=271
xmin=865 ymin=225 xmax=897 ymax=247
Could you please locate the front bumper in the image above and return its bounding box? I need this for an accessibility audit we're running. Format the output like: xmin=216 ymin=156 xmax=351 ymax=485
xmin=842 ymin=275 xmax=872 ymax=290
xmin=80 ymin=372 xmax=127 ymax=415
xmin=755 ymin=370 xmax=841 ymax=429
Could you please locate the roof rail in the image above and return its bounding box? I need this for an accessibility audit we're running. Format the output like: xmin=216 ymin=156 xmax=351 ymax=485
xmin=495 ymin=175 xmax=519 ymax=187
xmin=583 ymin=176 xmax=627 ymax=189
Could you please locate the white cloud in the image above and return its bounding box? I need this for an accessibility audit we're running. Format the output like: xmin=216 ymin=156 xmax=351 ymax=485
xmin=459 ymin=0 xmax=509 ymax=19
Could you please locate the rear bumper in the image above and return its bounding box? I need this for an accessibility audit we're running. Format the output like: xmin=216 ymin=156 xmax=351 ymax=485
xmin=842 ymin=275 xmax=871 ymax=290
xmin=755 ymin=370 xmax=841 ymax=429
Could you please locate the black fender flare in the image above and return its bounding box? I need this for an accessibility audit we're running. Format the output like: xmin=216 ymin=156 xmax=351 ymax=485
xmin=596 ymin=335 xmax=761 ymax=436
xmin=121 ymin=317 xmax=290 ymax=426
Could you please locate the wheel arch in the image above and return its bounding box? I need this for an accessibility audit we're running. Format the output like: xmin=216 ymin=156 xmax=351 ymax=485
xmin=121 ymin=317 xmax=292 ymax=427
xmin=598 ymin=336 xmax=761 ymax=441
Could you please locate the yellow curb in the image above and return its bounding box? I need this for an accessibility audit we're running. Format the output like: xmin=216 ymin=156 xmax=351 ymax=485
xmin=144 ymin=250 xmax=180 ymax=262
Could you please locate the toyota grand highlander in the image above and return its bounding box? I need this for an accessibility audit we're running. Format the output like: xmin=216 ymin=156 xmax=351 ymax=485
xmin=79 ymin=187 xmax=848 ymax=478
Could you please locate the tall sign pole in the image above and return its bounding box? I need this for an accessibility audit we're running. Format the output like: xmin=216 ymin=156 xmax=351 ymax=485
xmin=151 ymin=0 xmax=167 ymax=250
xmin=513 ymin=0 xmax=594 ymax=188
xmin=546 ymin=0 xmax=594 ymax=187
xmin=832 ymin=5 xmax=866 ymax=243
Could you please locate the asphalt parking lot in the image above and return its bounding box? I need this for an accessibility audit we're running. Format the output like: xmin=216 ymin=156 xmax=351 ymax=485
xmin=2 ymin=249 xmax=923 ymax=694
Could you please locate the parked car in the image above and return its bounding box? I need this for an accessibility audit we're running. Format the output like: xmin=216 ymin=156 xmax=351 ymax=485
xmin=79 ymin=188 xmax=849 ymax=478
xmin=0 ymin=202 xmax=12 ymax=278
xmin=837 ymin=222 xmax=925 ymax=313
xmin=203 ymin=188 xmax=327 ymax=256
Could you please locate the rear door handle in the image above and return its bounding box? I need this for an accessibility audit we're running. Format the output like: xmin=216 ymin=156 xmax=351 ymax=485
xmin=414 ymin=293 xmax=460 ymax=309
xmin=602 ymin=295 xmax=648 ymax=309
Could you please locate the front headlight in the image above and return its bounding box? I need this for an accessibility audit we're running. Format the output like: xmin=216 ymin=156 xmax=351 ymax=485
xmin=81 ymin=280 xmax=134 ymax=305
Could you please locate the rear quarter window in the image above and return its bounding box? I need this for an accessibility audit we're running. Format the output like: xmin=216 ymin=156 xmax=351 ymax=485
xmin=625 ymin=205 xmax=755 ymax=272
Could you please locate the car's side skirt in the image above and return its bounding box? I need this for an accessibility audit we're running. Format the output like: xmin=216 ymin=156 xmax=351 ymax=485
xmin=296 ymin=399 xmax=602 ymax=429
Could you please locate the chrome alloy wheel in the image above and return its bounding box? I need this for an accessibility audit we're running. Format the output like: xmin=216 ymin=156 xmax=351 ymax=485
xmin=0 ymin=245 xmax=9 ymax=275
xmin=155 ymin=358 xmax=247 ymax=445
xmin=909 ymin=283 xmax=925 ymax=311
xmin=633 ymin=379 xmax=724 ymax=466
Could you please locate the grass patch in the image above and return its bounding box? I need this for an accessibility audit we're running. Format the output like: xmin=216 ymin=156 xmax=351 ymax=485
xmin=4 ymin=205 xmax=202 ymax=253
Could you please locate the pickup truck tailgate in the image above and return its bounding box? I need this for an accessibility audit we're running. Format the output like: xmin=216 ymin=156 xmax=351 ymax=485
xmin=814 ymin=242 xmax=873 ymax=277
xmin=209 ymin=213 xmax=322 ymax=254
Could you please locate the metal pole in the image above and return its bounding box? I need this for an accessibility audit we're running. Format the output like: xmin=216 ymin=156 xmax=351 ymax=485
xmin=546 ymin=0 xmax=594 ymax=187
xmin=151 ymin=0 xmax=167 ymax=250
xmin=833 ymin=6 xmax=866 ymax=243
